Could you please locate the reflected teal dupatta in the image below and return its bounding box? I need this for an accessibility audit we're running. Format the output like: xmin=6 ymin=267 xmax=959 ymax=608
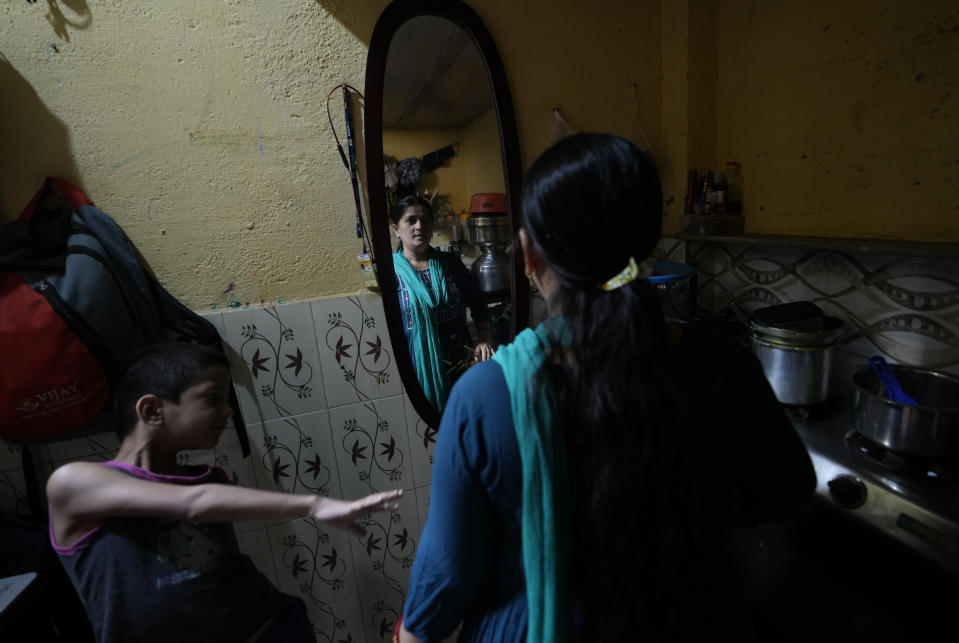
xmin=492 ymin=319 xmax=570 ymax=643
xmin=393 ymin=249 xmax=452 ymax=411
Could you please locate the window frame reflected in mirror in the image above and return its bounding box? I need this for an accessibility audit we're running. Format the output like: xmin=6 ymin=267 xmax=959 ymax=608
xmin=364 ymin=0 xmax=526 ymax=429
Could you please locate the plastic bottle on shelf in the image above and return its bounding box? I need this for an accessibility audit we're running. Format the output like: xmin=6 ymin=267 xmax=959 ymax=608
xmin=702 ymin=171 xmax=726 ymax=215
xmin=711 ymin=171 xmax=727 ymax=215
xmin=698 ymin=173 xmax=711 ymax=214
xmin=358 ymin=253 xmax=378 ymax=290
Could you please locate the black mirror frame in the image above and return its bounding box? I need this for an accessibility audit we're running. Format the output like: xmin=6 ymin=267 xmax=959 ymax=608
xmin=364 ymin=0 xmax=527 ymax=429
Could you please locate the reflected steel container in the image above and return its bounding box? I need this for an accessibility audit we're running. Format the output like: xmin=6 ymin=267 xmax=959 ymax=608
xmin=467 ymin=212 xmax=510 ymax=245
xmin=467 ymin=193 xmax=511 ymax=294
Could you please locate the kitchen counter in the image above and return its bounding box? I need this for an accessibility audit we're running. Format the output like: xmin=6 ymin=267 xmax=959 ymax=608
xmin=734 ymin=410 xmax=959 ymax=642
xmin=734 ymin=498 xmax=959 ymax=642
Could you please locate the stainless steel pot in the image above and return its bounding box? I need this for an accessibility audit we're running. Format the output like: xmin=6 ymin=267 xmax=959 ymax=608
xmin=749 ymin=303 xmax=845 ymax=406
xmin=750 ymin=314 xmax=845 ymax=347
xmin=753 ymin=338 xmax=834 ymax=405
xmin=853 ymin=365 xmax=959 ymax=459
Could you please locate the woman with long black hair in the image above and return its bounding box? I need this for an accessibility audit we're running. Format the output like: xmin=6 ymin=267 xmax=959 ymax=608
xmin=398 ymin=134 xmax=815 ymax=642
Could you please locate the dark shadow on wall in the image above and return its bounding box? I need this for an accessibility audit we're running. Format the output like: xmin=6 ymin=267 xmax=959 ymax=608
xmin=0 ymin=54 xmax=85 ymax=223
xmin=42 ymin=0 xmax=93 ymax=42
xmin=315 ymin=0 xmax=390 ymax=45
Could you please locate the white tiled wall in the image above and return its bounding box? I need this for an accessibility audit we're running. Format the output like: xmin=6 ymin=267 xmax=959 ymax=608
xmin=3 ymin=292 xmax=430 ymax=643
xmin=209 ymin=293 xmax=428 ymax=642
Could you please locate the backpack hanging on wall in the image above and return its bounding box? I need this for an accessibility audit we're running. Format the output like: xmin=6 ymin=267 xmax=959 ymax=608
xmin=0 ymin=178 xmax=250 ymax=460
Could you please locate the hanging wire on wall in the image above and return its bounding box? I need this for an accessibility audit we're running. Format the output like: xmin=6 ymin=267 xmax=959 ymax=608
xmin=326 ymin=83 xmax=375 ymax=270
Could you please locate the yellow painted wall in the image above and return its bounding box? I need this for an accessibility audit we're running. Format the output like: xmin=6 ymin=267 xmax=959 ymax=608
xmin=1 ymin=0 xmax=662 ymax=310
xmin=474 ymin=0 xmax=663 ymax=188
xmin=383 ymin=107 xmax=503 ymax=216
xmin=461 ymin=108 xmax=507 ymax=198
xmin=6 ymin=1 xmax=950 ymax=313
xmin=382 ymin=107 xmax=504 ymax=253
xmin=1 ymin=1 xmax=389 ymax=311
xmin=383 ymin=127 xmax=468 ymax=214
xmin=715 ymin=0 xmax=959 ymax=241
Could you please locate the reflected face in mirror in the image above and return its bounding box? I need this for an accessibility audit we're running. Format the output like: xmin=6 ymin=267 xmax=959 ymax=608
xmin=391 ymin=204 xmax=434 ymax=259
xmin=381 ymin=16 xmax=510 ymax=414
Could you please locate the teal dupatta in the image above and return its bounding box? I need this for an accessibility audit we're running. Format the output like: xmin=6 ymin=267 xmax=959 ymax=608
xmin=492 ymin=320 xmax=569 ymax=643
xmin=393 ymin=249 xmax=452 ymax=411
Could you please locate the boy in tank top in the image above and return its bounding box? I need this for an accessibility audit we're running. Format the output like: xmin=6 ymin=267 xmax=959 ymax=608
xmin=47 ymin=343 xmax=401 ymax=643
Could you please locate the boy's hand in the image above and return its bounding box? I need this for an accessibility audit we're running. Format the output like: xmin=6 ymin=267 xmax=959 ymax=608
xmin=310 ymin=489 xmax=403 ymax=536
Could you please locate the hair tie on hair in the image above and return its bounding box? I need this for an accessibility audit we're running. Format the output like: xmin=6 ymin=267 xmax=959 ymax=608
xmin=599 ymin=256 xmax=640 ymax=291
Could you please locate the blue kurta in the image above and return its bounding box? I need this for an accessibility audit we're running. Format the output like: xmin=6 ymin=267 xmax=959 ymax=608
xmin=404 ymin=360 xmax=527 ymax=641
xmin=403 ymin=323 xmax=816 ymax=642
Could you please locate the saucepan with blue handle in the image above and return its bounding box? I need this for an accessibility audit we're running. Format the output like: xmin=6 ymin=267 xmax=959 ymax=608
xmin=852 ymin=357 xmax=959 ymax=459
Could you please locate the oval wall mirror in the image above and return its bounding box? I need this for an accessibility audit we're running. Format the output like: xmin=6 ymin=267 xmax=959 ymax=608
xmin=365 ymin=0 xmax=527 ymax=428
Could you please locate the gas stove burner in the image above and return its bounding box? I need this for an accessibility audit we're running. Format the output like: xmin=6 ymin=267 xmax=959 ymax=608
xmin=783 ymin=396 xmax=843 ymax=422
xmin=845 ymin=430 xmax=959 ymax=482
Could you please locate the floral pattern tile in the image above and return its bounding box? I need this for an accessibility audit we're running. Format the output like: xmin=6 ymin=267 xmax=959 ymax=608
xmin=267 ymin=517 xmax=360 ymax=608
xmin=220 ymin=302 xmax=328 ymax=425
xmin=358 ymin=582 xmax=408 ymax=643
xmin=402 ymin=396 xmax=436 ymax=489
xmin=348 ymin=490 xmax=419 ymax=596
xmin=327 ymin=396 xmax=414 ymax=499
xmin=309 ymin=596 xmax=369 ymax=643
xmin=311 ymin=294 xmax=402 ymax=409
xmin=243 ymin=412 xmax=342 ymax=506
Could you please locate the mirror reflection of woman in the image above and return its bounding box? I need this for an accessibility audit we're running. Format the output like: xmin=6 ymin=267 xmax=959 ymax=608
xmin=391 ymin=195 xmax=494 ymax=412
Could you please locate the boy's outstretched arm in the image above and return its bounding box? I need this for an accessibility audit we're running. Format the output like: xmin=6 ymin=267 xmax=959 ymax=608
xmin=47 ymin=461 xmax=402 ymax=547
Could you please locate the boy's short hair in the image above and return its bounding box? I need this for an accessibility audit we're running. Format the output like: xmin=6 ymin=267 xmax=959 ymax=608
xmin=113 ymin=343 xmax=230 ymax=438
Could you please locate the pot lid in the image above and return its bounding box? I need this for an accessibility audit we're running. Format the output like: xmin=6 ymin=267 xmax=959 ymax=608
xmin=751 ymin=301 xmax=825 ymax=331
xmin=750 ymin=302 xmax=845 ymax=346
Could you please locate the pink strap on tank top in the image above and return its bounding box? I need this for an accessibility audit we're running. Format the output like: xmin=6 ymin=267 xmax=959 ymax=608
xmin=48 ymin=461 xmax=217 ymax=554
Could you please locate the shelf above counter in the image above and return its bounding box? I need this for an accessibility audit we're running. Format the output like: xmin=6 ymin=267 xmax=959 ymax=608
xmin=673 ymin=233 xmax=959 ymax=257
